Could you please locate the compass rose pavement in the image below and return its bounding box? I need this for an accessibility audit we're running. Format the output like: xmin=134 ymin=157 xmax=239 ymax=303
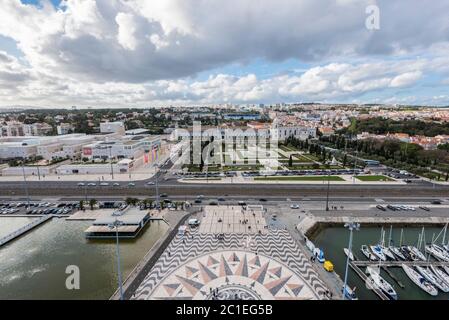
xmin=132 ymin=229 xmax=328 ymax=300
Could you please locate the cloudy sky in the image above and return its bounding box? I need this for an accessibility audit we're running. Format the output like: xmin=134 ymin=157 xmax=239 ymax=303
xmin=0 ymin=0 xmax=449 ymax=108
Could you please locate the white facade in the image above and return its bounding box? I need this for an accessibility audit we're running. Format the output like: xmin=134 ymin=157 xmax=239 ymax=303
xmin=0 ymin=142 xmax=38 ymax=159
xmin=56 ymin=158 xmax=137 ymax=175
xmin=0 ymin=134 xmax=95 ymax=160
xmin=82 ymin=135 xmax=161 ymax=160
xmin=57 ymin=123 xmax=74 ymax=135
xmin=100 ymin=122 xmax=125 ymax=135
xmin=271 ymin=126 xmax=316 ymax=141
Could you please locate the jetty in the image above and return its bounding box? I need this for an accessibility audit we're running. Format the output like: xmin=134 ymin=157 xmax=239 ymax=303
xmin=0 ymin=215 xmax=53 ymax=247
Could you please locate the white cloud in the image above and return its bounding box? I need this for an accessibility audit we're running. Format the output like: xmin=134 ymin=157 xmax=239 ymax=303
xmin=390 ymin=71 xmax=422 ymax=88
xmin=0 ymin=0 xmax=449 ymax=106
xmin=116 ymin=12 xmax=138 ymax=50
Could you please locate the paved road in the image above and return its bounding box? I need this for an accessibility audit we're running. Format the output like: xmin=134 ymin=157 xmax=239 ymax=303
xmin=1 ymin=158 xmax=448 ymax=198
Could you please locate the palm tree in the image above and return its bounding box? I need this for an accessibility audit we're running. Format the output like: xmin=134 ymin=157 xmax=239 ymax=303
xmin=79 ymin=200 xmax=84 ymax=210
xmin=89 ymin=199 xmax=97 ymax=210
xmin=126 ymin=197 xmax=138 ymax=206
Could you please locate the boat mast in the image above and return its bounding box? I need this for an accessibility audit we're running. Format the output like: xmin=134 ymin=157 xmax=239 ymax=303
xmin=388 ymin=225 xmax=393 ymax=247
xmin=380 ymin=226 xmax=384 ymax=246
xmin=442 ymin=223 xmax=447 ymax=246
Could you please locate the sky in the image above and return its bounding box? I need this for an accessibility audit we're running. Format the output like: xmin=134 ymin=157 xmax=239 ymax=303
xmin=0 ymin=0 xmax=448 ymax=108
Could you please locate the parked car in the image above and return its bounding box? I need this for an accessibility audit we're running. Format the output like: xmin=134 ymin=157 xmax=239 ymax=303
xmin=376 ymin=205 xmax=386 ymax=211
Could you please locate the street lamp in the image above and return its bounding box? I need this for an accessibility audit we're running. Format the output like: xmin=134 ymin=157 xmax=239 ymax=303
xmin=20 ymin=160 xmax=30 ymax=208
xmin=343 ymin=222 xmax=360 ymax=300
xmin=325 ymin=170 xmax=330 ymax=211
xmin=109 ymin=219 xmax=124 ymax=300
xmin=108 ymin=146 xmax=114 ymax=180
xmin=154 ymin=163 xmax=160 ymax=210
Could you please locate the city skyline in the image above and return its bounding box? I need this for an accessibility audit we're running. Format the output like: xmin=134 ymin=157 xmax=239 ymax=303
xmin=0 ymin=0 xmax=449 ymax=108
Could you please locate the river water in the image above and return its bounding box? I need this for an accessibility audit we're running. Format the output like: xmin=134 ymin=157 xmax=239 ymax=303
xmin=313 ymin=226 xmax=449 ymax=300
xmin=0 ymin=217 xmax=168 ymax=299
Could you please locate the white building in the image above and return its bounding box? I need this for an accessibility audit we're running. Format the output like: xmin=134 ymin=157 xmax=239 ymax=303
xmin=82 ymin=135 xmax=161 ymax=160
xmin=0 ymin=134 xmax=96 ymax=161
xmin=100 ymin=121 xmax=125 ymax=135
xmin=57 ymin=123 xmax=74 ymax=135
xmin=23 ymin=123 xmax=53 ymax=136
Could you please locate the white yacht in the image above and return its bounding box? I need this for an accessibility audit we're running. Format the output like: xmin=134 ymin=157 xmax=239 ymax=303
xmin=380 ymin=245 xmax=396 ymax=260
xmin=430 ymin=265 xmax=449 ymax=286
xmin=366 ymin=267 xmax=398 ymax=300
xmin=370 ymin=245 xmax=387 ymax=261
xmin=342 ymin=285 xmax=358 ymax=300
xmin=425 ymin=244 xmax=449 ymax=262
xmin=361 ymin=245 xmax=377 ymax=261
xmin=389 ymin=246 xmax=406 ymax=260
xmin=416 ymin=266 xmax=449 ymax=292
xmin=407 ymin=246 xmax=427 ymax=261
xmin=402 ymin=264 xmax=438 ymax=296
xmin=343 ymin=248 xmax=354 ymax=261
xmin=443 ymin=266 xmax=449 ymax=276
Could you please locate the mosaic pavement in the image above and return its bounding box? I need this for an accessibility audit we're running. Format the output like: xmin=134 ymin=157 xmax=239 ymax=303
xmin=198 ymin=205 xmax=267 ymax=234
xmin=132 ymin=229 xmax=328 ymax=300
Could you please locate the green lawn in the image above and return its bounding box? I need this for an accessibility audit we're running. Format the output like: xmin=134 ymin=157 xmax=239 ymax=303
xmin=279 ymin=145 xmax=296 ymax=152
xmin=355 ymin=175 xmax=394 ymax=182
xmin=255 ymin=176 xmax=345 ymax=181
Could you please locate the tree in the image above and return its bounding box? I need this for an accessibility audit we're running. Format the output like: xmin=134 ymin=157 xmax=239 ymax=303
xmin=79 ymin=200 xmax=84 ymax=210
xmin=125 ymin=197 xmax=139 ymax=206
xmin=342 ymin=154 xmax=347 ymax=167
xmin=89 ymin=199 xmax=97 ymax=210
xmin=288 ymin=155 xmax=293 ymax=167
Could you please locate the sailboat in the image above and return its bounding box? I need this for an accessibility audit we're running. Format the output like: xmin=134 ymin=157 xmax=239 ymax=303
xmin=416 ymin=266 xmax=449 ymax=292
xmin=343 ymin=248 xmax=354 ymax=261
xmin=425 ymin=244 xmax=449 ymax=262
xmin=430 ymin=265 xmax=449 ymax=286
xmin=342 ymin=285 xmax=358 ymax=300
xmin=366 ymin=266 xmax=398 ymax=300
xmin=361 ymin=245 xmax=377 ymax=261
xmin=381 ymin=228 xmax=396 ymax=260
xmin=370 ymin=244 xmax=387 ymax=261
xmin=402 ymin=264 xmax=438 ymax=296
xmin=408 ymin=228 xmax=426 ymax=261
xmin=400 ymin=246 xmax=413 ymax=261
xmin=390 ymin=228 xmax=406 ymax=260
xmin=441 ymin=223 xmax=449 ymax=252
xmin=442 ymin=266 xmax=449 ymax=276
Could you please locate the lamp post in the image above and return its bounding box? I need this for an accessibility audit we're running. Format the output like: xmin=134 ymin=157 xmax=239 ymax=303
xmin=109 ymin=146 xmax=114 ymax=180
xmin=343 ymin=222 xmax=360 ymax=300
xmin=325 ymin=169 xmax=331 ymax=211
xmin=154 ymin=164 xmax=160 ymax=210
xmin=109 ymin=219 xmax=124 ymax=300
xmin=21 ymin=160 xmax=30 ymax=208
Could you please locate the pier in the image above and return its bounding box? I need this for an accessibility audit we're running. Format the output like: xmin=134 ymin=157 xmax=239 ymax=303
xmin=353 ymin=260 xmax=449 ymax=267
xmin=349 ymin=259 xmax=449 ymax=300
xmin=0 ymin=215 xmax=53 ymax=247
xmin=349 ymin=261 xmax=390 ymax=300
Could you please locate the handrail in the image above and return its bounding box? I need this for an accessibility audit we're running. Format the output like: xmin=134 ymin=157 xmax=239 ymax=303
xmin=0 ymin=215 xmax=53 ymax=246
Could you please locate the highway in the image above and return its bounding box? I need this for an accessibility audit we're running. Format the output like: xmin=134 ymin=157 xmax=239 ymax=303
xmin=1 ymin=159 xmax=448 ymax=198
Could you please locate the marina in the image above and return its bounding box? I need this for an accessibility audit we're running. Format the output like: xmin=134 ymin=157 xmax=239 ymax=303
xmin=313 ymin=225 xmax=449 ymax=300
